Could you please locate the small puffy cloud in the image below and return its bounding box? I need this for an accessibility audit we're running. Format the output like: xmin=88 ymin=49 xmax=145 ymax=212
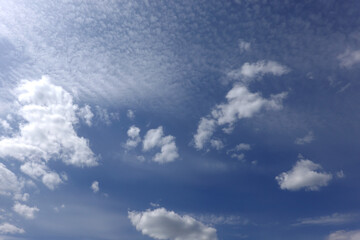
xmin=238 ymin=39 xmax=251 ymax=52
xmin=338 ymin=49 xmax=360 ymax=68
xmin=128 ymin=208 xmax=218 ymax=240
xmin=13 ymin=202 xmax=39 ymax=219
xmin=210 ymin=139 xmax=224 ymax=150
xmin=227 ymin=60 xmax=289 ymax=81
xmin=143 ymin=127 xmax=179 ymax=163
xmin=0 ymin=223 xmax=25 ymax=234
xmin=295 ymin=131 xmax=314 ymax=145
xmin=194 ymin=118 xmax=216 ymax=150
xmin=193 ymin=85 xmax=286 ymax=149
xmin=94 ymin=106 xmax=119 ymax=125
xmin=127 ymin=109 xmax=135 ymax=120
xmin=295 ymin=213 xmax=357 ymax=226
xmin=0 ymin=163 xmax=22 ymax=197
xmin=91 ymin=181 xmax=99 ymax=193
xmin=276 ymin=159 xmax=332 ymax=191
xmin=42 ymin=172 xmax=62 ymax=190
xmin=126 ymin=126 xmax=141 ymax=148
xmin=78 ymin=105 xmax=94 ymax=126
xmin=235 ymin=143 xmax=251 ymax=151
xmin=327 ymin=230 xmax=360 ymax=240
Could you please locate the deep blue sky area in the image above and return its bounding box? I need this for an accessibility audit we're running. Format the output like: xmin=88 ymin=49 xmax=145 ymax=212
xmin=0 ymin=1 xmax=360 ymax=240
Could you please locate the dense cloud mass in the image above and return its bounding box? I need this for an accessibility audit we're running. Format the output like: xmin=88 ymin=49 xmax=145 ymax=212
xmin=128 ymin=208 xmax=218 ymax=240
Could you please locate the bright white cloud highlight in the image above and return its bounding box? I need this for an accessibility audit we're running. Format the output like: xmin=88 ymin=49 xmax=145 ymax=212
xmin=13 ymin=202 xmax=39 ymax=219
xmin=0 ymin=223 xmax=25 ymax=234
xmin=328 ymin=230 xmax=360 ymax=240
xmin=143 ymin=127 xmax=179 ymax=163
xmin=276 ymin=159 xmax=332 ymax=191
xmin=338 ymin=49 xmax=360 ymax=68
xmin=295 ymin=131 xmax=314 ymax=145
xmin=126 ymin=126 xmax=141 ymax=148
xmin=194 ymin=85 xmax=286 ymax=149
xmin=128 ymin=208 xmax=218 ymax=240
xmin=91 ymin=181 xmax=99 ymax=193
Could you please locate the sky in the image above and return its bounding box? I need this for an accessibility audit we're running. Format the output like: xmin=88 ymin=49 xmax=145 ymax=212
xmin=0 ymin=0 xmax=360 ymax=239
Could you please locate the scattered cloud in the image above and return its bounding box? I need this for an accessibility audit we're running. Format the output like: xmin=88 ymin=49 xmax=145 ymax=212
xmin=91 ymin=181 xmax=99 ymax=193
xmin=238 ymin=39 xmax=251 ymax=52
xmin=94 ymin=106 xmax=119 ymax=125
xmin=195 ymin=214 xmax=250 ymax=226
xmin=227 ymin=60 xmax=289 ymax=82
xmin=0 ymin=163 xmax=23 ymax=197
xmin=128 ymin=208 xmax=218 ymax=240
xmin=336 ymin=170 xmax=345 ymax=179
xmin=127 ymin=110 xmax=135 ymax=120
xmin=327 ymin=229 xmax=360 ymax=240
xmin=77 ymin=105 xmax=94 ymax=126
xmin=276 ymin=159 xmax=332 ymax=191
xmin=295 ymin=213 xmax=357 ymax=226
xmin=194 ymin=84 xmax=286 ymax=150
xmin=231 ymin=153 xmax=245 ymax=161
xmin=235 ymin=143 xmax=251 ymax=151
xmin=13 ymin=202 xmax=39 ymax=219
xmin=126 ymin=126 xmax=141 ymax=148
xmin=143 ymin=127 xmax=179 ymax=163
xmin=210 ymin=139 xmax=224 ymax=150
xmin=338 ymin=49 xmax=360 ymax=68
xmin=0 ymin=223 xmax=25 ymax=234
xmin=295 ymin=131 xmax=314 ymax=145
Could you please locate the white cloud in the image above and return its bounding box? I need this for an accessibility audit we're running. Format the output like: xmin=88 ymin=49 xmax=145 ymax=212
xmin=20 ymin=162 xmax=63 ymax=190
xmin=338 ymin=49 xmax=360 ymax=68
xmin=0 ymin=77 xmax=97 ymax=167
xmin=295 ymin=213 xmax=357 ymax=226
xmin=295 ymin=131 xmax=314 ymax=145
xmin=327 ymin=230 xmax=360 ymax=240
xmin=193 ymin=85 xmax=286 ymax=149
xmin=238 ymin=39 xmax=251 ymax=52
xmin=127 ymin=110 xmax=135 ymax=120
xmin=126 ymin=126 xmax=141 ymax=148
xmin=234 ymin=143 xmax=251 ymax=151
xmin=91 ymin=181 xmax=99 ymax=193
xmin=13 ymin=202 xmax=39 ymax=219
xmin=210 ymin=139 xmax=224 ymax=150
xmin=194 ymin=118 xmax=216 ymax=150
xmin=0 ymin=119 xmax=11 ymax=131
xmin=128 ymin=208 xmax=218 ymax=240
xmin=231 ymin=153 xmax=245 ymax=161
xmin=94 ymin=106 xmax=119 ymax=125
xmin=143 ymin=127 xmax=179 ymax=163
xmin=227 ymin=60 xmax=289 ymax=81
xmin=276 ymin=159 xmax=332 ymax=191
xmin=77 ymin=105 xmax=94 ymax=126
xmin=0 ymin=163 xmax=22 ymax=197
xmin=0 ymin=223 xmax=25 ymax=234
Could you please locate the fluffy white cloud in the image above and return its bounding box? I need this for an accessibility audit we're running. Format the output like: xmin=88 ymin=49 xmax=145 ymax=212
xmin=234 ymin=143 xmax=251 ymax=151
xmin=128 ymin=208 xmax=218 ymax=240
xmin=295 ymin=131 xmax=314 ymax=145
xmin=91 ymin=181 xmax=99 ymax=193
xmin=126 ymin=126 xmax=141 ymax=148
xmin=20 ymin=162 xmax=63 ymax=190
xmin=0 ymin=163 xmax=22 ymax=197
xmin=276 ymin=159 xmax=333 ymax=191
xmin=338 ymin=49 xmax=360 ymax=68
xmin=0 ymin=77 xmax=97 ymax=167
xmin=143 ymin=127 xmax=179 ymax=163
xmin=13 ymin=202 xmax=39 ymax=219
xmin=328 ymin=230 xmax=360 ymax=240
xmin=78 ymin=105 xmax=94 ymax=126
xmin=194 ymin=85 xmax=286 ymax=149
xmin=0 ymin=223 xmax=25 ymax=234
xmin=227 ymin=60 xmax=289 ymax=81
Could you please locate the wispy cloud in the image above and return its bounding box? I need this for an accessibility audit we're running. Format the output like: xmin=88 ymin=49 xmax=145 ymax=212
xmin=294 ymin=213 xmax=358 ymax=226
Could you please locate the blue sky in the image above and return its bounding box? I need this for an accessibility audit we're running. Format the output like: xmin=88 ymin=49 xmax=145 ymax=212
xmin=0 ymin=0 xmax=360 ymax=239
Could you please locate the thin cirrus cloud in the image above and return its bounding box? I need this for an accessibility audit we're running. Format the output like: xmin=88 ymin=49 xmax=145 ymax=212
xmin=0 ymin=163 xmax=23 ymax=197
xmin=294 ymin=213 xmax=357 ymax=226
xmin=128 ymin=208 xmax=218 ymax=240
xmin=338 ymin=49 xmax=360 ymax=68
xmin=276 ymin=159 xmax=333 ymax=191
